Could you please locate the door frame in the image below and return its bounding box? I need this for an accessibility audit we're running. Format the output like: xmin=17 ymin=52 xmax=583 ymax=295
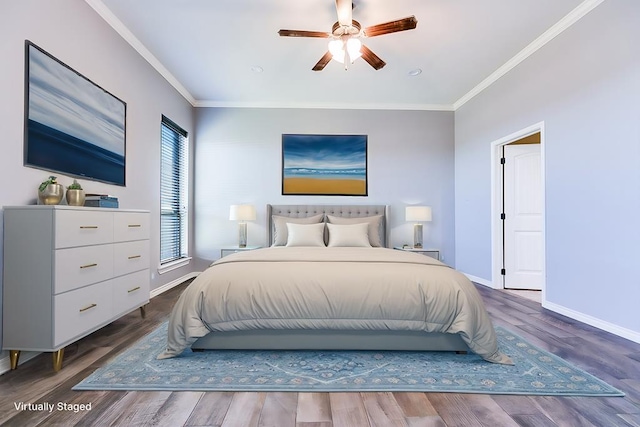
xmin=490 ymin=122 xmax=546 ymax=299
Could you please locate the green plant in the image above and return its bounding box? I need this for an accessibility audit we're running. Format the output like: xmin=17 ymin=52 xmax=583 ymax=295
xmin=67 ymin=179 xmax=83 ymax=190
xmin=39 ymin=176 xmax=58 ymax=192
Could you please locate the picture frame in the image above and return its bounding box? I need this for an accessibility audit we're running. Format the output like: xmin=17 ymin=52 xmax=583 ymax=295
xmin=282 ymin=134 xmax=368 ymax=196
xmin=24 ymin=40 xmax=127 ymax=186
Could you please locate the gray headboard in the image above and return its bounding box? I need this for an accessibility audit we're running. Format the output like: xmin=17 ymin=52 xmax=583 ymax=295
xmin=267 ymin=204 xmax=390 ymax=248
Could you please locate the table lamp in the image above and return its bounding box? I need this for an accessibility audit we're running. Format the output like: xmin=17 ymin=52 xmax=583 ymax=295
xmin=405 ymin=206 xmax=432 ymax=248
xmin=229 ymin=204 xmax=256 ymax=247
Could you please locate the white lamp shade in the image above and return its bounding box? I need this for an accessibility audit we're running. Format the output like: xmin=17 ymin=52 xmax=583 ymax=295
xmin=346 ymin=38 xmax=362 ymax=61
xmin=229 ymin=204 xmax=256 ymax=221
xmin=405 ymin=206 xmax=432 ymax=222
xmin=328 ymin=39 xmax=345 ymax=63
xmin=328 ymin=37 xmax=362 ymax=64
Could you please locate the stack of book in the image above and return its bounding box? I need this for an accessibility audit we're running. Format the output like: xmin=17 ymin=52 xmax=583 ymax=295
xmin=84 ymin=194 xmax=119 ymax=208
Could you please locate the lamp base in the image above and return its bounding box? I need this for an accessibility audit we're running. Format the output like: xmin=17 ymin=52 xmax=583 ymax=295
xmin=238 ymin=222 xmax=247 ymax=248
xmin=413 ymin=223 xmax=423 ymax=248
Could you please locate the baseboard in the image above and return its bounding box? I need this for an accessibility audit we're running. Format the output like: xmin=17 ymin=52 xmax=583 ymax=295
xmin=0 ymin=351 xmax=40 ymax=376
xmin=465 ymin=272 xmax=639 ymax=344
xmin=0 ymin=272 xmax=202 ymax=376
xmin=464 ymin=273 xmax=497 ymax=289
xmin=150 ymin=271 xmax=200 ymax=299
xmin=543 ymin=301 xmax=640 ymax=344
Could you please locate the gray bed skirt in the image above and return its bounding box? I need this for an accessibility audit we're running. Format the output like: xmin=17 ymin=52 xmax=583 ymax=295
xmin=191 ymin=329 xmax=470 ymax=352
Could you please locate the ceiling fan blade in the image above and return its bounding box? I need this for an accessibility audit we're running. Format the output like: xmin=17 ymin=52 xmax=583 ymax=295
xmin=278 ymin=29 xmax=330 ymax=38
xmin=364 ymin=16 xmax=417 ymax=37
xmin=312 ymin=51 xmax=333 ymax=71
xmin=360 ymin=45 xmax=386 ymax=70
xmin=335 ymin=0 xmax=353 ymax=27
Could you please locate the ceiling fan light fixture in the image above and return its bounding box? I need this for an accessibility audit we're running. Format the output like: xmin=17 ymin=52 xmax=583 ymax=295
xmin=328 ymin=39 xmax=345 ymax=63
xmin=278 ymin=2 xmax=417 ymax=72
xmin=328 ymin=36 xmax=362 ymax=65
xmin=346 ymin=37 xmax=362 ymax=61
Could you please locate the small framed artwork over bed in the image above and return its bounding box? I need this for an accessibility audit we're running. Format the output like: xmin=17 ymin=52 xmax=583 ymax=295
xmin=281 ymin=134 xmax=367 ymax=196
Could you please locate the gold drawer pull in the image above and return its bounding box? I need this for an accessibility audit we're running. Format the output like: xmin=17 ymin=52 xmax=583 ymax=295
xmin=79 ymin=225 xmax=98 ymax=229
xmin=128 ymin=286 xmax=141 ymax=293
xmin=80 ymin=263 xmax=98 ymax=269
xmin=128 ymin=224 xmax=141 ymax=228
xmin=79 ymin=303 xmax=97 ymax=312
xmin=128 ymin=255 xmax=141 ymax=259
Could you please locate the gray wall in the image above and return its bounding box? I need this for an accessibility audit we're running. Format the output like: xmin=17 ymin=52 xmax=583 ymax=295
xmin=1 ymin=0 xmax=198 ymax=356
xmin=194 ymin=108 xmax=455 ymax=263
xmin=454 ymin=0 xmax=640 ymax=338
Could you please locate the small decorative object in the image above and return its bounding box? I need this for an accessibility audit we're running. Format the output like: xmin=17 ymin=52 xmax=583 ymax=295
xmin=229 ymin=204 xmax=257 ymax=247
xmin=66 ymin=179 xmax=86 ymax=206
xmin=38 ymin=175 xmax=64 ymax=205
xmin=405 ymin=206 xmax=432 ymax=248
xmin=84 ymin=194 xmax=119 ymax=208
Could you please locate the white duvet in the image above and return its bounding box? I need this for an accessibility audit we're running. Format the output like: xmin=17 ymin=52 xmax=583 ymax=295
xmin=158 ymin=247 xmax=512 ymax=364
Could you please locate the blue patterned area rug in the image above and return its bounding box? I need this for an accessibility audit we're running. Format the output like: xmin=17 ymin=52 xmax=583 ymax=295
xmin=73 ymin=323 xmax=623 ymax=395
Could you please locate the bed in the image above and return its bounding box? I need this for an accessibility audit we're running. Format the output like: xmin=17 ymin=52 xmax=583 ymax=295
xmin=158 ymin=204 xmax=511 ymax=364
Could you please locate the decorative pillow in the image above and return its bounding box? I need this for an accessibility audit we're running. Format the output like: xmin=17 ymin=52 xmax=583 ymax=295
xmin=285 ymin=223 xmax=326 ymax=247
xmin=272 ymin=214 xmax=324 ymax=246
xmin=326 ymin=214 xmax=383 ymax=247
xmin=327 ymin=223 xmax=371 ymax=247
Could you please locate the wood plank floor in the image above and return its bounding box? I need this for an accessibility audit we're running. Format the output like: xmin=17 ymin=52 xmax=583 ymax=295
xmin=1 ymin=281 xmax=639 ymax=426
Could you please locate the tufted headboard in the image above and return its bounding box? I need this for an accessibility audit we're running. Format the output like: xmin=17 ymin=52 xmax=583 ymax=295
xmin=267 ymin=204 xmax=390 ymax=248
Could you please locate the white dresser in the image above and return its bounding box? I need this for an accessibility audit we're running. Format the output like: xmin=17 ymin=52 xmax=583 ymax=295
xmin=2 ymin=206 xmax=150 ymax=371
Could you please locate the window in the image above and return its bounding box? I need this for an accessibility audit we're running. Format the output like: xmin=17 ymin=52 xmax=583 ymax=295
xmin=160 ymin=115 xmax=189 ymax=266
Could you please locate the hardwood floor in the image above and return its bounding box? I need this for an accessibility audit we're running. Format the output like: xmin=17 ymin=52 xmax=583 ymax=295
xmin=1 ymin=281 xmax=639 ymax=426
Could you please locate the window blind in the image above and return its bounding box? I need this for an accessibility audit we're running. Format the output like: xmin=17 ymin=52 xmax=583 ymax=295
xmin=160 ymin=115 xmax=188 ymax=265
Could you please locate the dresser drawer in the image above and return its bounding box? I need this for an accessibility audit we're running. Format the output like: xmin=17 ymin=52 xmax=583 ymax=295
xmin=54 ymin=244 xmax=114 ymax=294
xmin=114 ymin=212 xmax=150 ymax=242
xmin=54 ymin=281 xmax=112 ymax=346
xmin=113 ymin=241 xmax=150 ymax=276
xmin=55 ymin=210 xmax=113 ymax=248
xmin=112 ymin=269 xmax=150 ymax=315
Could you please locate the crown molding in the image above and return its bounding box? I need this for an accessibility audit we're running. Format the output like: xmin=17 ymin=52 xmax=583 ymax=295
xmin=194 ymin=100 xmax=454 ymax=111
xmin=85 ymin=0 xmax=197 ymax=106
xmin=453 ymin=0 xmax=605 ymax=110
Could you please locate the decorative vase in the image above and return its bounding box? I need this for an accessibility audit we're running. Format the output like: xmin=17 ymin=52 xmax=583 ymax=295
xmin=66 ymin=189 xmax=86 ymax=206
xmin=38 ymin=183 xmax=64 ymax=205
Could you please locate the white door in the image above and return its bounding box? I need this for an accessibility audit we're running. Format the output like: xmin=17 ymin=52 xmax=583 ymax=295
xmin=503 ymin=144 xmax=543 ymax=290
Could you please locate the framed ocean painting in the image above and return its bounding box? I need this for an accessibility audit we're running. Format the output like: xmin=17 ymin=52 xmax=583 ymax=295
xmin=282 ymin=134 xmax=367 ymax=196
xmin=24 ymin=41 xmax=126 ymax=186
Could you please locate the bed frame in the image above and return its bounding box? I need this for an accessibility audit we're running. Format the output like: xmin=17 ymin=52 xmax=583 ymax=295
xmin=192 ymin=204 xmax=469 ymax=353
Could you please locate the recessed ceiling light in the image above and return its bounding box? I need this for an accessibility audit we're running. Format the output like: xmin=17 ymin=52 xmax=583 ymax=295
xmin=408 ymin=68 xmax=422 ymax=76
xmin=251 ymin=66 xmax=264 ymax=73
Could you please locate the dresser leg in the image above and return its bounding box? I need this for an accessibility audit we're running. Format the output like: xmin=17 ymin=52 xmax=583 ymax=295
xmin=139 ymin=304 xmax=147 ymax=319
xmin=52 ymin=349 xmax=64 ymax=372
xmin=9 ymin=350 xmax=20 ymax=369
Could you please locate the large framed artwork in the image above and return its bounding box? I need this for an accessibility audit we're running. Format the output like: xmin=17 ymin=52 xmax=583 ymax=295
xmin=24 ymin=40 xmax=126 ymax=186
xmin=282 ymin=134 xmax=367 ymax=196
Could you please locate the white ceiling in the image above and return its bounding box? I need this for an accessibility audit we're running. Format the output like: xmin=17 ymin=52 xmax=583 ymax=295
xmin=89 ymin=0 xmax=598 ymax=110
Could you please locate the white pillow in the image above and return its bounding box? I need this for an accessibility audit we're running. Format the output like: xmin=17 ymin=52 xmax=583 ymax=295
xmin=286 ymin=223 xmax=326 ymax=247
xmin=326 ymin=214 xmax=383 ymax=247
xmin=272 ymin=214 xmax=324 ymax=246
xmin=327 ymin=223 xmax=371 ymax=247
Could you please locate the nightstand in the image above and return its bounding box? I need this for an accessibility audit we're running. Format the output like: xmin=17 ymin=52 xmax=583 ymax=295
xmin=394 ymin=246 xmax=440 ymax=261
xmin=220 ymin=245 xmax=262 ymax=258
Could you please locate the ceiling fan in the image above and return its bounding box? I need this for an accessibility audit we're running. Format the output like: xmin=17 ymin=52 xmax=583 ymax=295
xmin=278 ymin=0 xmax=417 ymax=71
